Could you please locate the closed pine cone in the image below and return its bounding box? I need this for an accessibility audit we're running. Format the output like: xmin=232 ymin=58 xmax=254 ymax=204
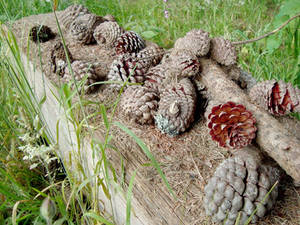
xmin=155 ymin=78 xmax=197 ymax=136
xmin=174 ymin=29 xmax=210 ymax=57
xmin=120 ymin=86 xmax=159 ymax=125
xmin=136 ymin=44 xmax=165 ymax=66
xmin=50 ymin=41 xmax=73 ymax=76
xmin=144 ymin=64 xmax=167 ymax=95
xmin=206 ymin=101 xmax=257 ymax=149
xmin=59 ymin=4 xmax=90 ymax=29
xmin=204 ymin=148 xmax=281 ymax=225
xmin=93 ymin=21 xmax=124 ymax=49
xmin=210 ymin=37 xmax=237 ymax=66
xmin=70 ymin=13 xmax=104 ymax=44
xmin=249 ymin=79 xmax=300 ymax=116
xmin=62 ymin=60 xmax=98 ymax=93
xmin=114 ymin=31 xmax=146 ymax=55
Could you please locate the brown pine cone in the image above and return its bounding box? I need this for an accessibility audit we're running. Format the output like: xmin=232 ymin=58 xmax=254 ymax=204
xmin=50 ymin=41 xmax=73 ymax=76
xmin=103 ymin=14 xmax=116 ymax=22
xmin=93 ymin=21 xmax=124 ymax=49
xmin=120 ymin=86 xmax=159 ymax=125
xmin=62 ymin=60 xmax=98 ymax=93
xmin=174 ymin=29 xmax=210 ymax=57
xmin=114 ymin=31 xmax=146 ymax=55
xmin=204 ymin=149 xmax=281 ymax=225
xmin=155 ymin=78 xmax=197 ymax=136
xmin=70 ymin=13 xmax=104 ymax=45
xmin=144 ymin=64 xmax=167 ymax=95
xmin=29 ymin=25 xmax=55 ymax=43
xmin=210 ymin=37 xmax=237 ymax=66
xmin=206 ymin=101 xmax=257 ymax=149
xmin=136 ymin=44 xmax=165 ymax=66
xmin=59 ymin=4 xmax=90 ymax=29
xmin=249 ymin=79 xmax=300 ymax=116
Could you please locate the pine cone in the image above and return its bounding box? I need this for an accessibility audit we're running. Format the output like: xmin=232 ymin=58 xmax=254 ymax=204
xmin=50 ymin=41 xmax=73 ymax=76
xmin=249 ymin=79 xmax=300 ymax=116
xmin=62 ymin=60 xmax=98 ymax=93
xmin=114 ymin=31 xmax=146 ymax=55
xmin=155 ymin=78 xmax=196 ymax=136
xmin=144 ymin=64 xmax=167 ymax=94
xmin=103 ymin=14 xmax=116 ymax=22
xmin=29 ymin=25 xmax=55 ymax=43
xmin=136 ymin=44 xmax=165 ymax=66
xmin=107 ymin=53 xmax=152 ymax=90
xmin=204 ymin=149 xmax=281 ymax=225
xmin=60 ymin=4 xmax=90 ymax=29
xmin=206 ymin=101 xmax=257 ymax=149
xmin=70 ymin=13 xmax=104 ymax=44
xmin=210 ymin=37 xmax=237 ymax=66
xmin=174 ymin=29 xmax=210 ymax=57
xmin=167 ymin=49 xmax=200 ymax=79
xmin=93 ymin=21 xmax=124 ymax=49
xmin=120 ymin=86 xmax=159 ymax=124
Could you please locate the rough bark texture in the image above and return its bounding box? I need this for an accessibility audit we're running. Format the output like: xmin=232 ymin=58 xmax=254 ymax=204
xmin=199 ymin=58 xmax=300 ymax=183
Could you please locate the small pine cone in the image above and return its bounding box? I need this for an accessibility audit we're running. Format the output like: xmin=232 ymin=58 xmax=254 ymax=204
xmin=93 ymin=21 xmax=124 ymax=49
xmin=114 ymin=31 xmax=146 ymax=55
xmin=167 ymin=49 xmax=200 ymax=79
xmin=249 ymin=79 xmax=300 ymax=116
xmin=204 ymin=149 xmax=281 ymax=225
xmin=210 ymin=37 xmax=237 ymax=66
xmin=206 ymin=101 xmax=257 ymax=149
xmin=70 ymin=13 xmax=104 ymax=45
xmin=62 ymin=60 xmax=98 ymax=93
xmin=103 ymin=14 xmax=116 ymax=22
xmin=120 ymin=86 xmax=159 ymax=125
xmin=107 ymin=53 xmax=151 ymax=90
xmin=136 ymin=44 xmax=165 ymax=66
xmin=144 ymin=64 xmax=167 ymax=94
xmin=155 ymin=78 xmax=196 ymax=136
xmin=29 ymin=25 xmax=55 ymax=43
xmin=174 ymin=29 xmax=210 ymax=57
xmin=50 ymin=41 xmax=73 ymax=76
xmin=60 ymin=4 xmax=90 ymax=29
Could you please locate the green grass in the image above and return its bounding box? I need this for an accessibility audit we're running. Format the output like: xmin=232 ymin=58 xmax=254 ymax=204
xmin=0 ymin=0 xmax=299 ymax=224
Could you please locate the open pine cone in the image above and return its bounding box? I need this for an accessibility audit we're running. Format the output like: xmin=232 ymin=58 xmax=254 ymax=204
xmin=155 ymin=78 xmax=197 ymax=136
xmin=93 ymin=21 xmax=124 ymax=49
xmin=59 ymin=4 xmax=90 ymax=29
xmin=210 ymin=37 xmax=237 ymax=66
xmin=249 ymin=79 xmax=300 ymax=116
xmin=206 ymin=101 xmax=257 ymax=149
xmin=114 ymin=31 xmax=146 ymax=55
xmin=204 ymin=149 xmax=281 ymax=225
xmin=50 ymin=41 xmax=73 ymax=76
xmin=120 ymin=86 xmax=159 ymax=125
xmin=174 ymin=29 xmax=210 ymax=57
xmin=144 ymin=64 xmax=167 ymax=95
xmin=62 ymin=60 xmax=98 ymax=93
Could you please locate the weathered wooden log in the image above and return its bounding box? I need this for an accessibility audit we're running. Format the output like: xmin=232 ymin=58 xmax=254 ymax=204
xmin=199 ymin=58 xmax=300 ymax=183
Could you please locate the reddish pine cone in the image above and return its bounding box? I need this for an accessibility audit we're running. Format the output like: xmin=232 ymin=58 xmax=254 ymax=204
xmin=174 ymin=29 xmax=210 ymax=57
xmin=93 ymin=21 xmax=124 ymax=49
xmin=120 ymin=86 xmax=159 ymax=125
xmin=207 ymin=101 xmax=257 ymax=149
xmin=114 ymin=31 xmax=146 ymax=55
xmin=167 ymin=49 xmax=200 ymax=79
xmin=249 ymin=79 xmax=300 ymax=116
xmin=70 ymin=13 xmax=104 ymax=44
xmin=210 ymin=37 xmax=237 ymax=66
xmin=60 ymin=4 xmax=90 ymax=29
xmin=50 ymin=41 xmax=73 ymax=76
xmin=62 ymin=60 xmax=98 ymax=93
xmin=155 ymin=78 xmax=197 ymax=136
xmin=144 ymin=64 xmax=167 ymax=95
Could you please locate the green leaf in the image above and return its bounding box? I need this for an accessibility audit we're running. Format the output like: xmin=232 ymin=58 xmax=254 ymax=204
xmin=100 ymin=104 xmax=109 ymax=130
xmin=141 ymin=30 xmax=157 ymax=39
xmin=126 ymin=170 xmax=137 ymax=225
xmin=83 ymin=212 xmax=114 ymax=225
xmin=278 ymin=0 xmax=300 ymax=18
xmin=266 ymin=36 xmax=281 ymax=53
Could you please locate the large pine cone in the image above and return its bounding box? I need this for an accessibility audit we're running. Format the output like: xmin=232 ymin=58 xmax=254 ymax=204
xmin=206 ymin=101 xmax=257 ymax=149
xmin=249 ymin=79 xmax=300 ymax=116
xmin=60 ymin=4 xmax=90 ymax=29
xmin=62 ymin=60 xmax=98 ymax=93
xmin=29 ymin=25 xmax=55 ymax=43
xmin=174 ymin=29 xmax=210 ymax=57
xmin=204 ymin=149 xmax=281 ymax=225
xmin=144 ymin=64 xmax=167 ymax=95
xmin=93 ymin=21 xmax=124 ymax=49
xmin=114 ymin=31 xmax=146 ymax=55
xmin=70 ymin=13 xmax=104 ymax=44
xmin=50 ymin=41 xmax=73 ymax=76
xmin=120 ymin=86 xmax=159 ymax=125
xmin=155 ymin=78 xmax=197 ymax=136
xmin=210 ymin=37 xmax=237 ymax=66
xmin=167 ymin=49 xmax=200 ymax=79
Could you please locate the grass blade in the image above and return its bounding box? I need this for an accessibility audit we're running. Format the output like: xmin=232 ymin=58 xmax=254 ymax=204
xmin=126 ymin=170 xmax=136 ymax=225
xmin=83 ymin=211 xmax=114 ymax=225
